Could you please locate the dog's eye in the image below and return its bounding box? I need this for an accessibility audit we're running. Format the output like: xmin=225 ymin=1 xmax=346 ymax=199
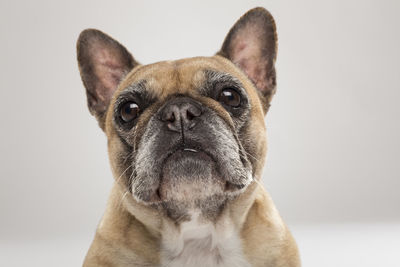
xmin=120 ymin=102 xmax=140 ymax=123
xmin=218 ymin=88 xmax=241 ymax=107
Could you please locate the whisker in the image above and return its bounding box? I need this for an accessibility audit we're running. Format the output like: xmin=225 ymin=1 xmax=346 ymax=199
xmin=232 ymin=131 xmax=262 ymax=164
xmin=252 ymin=177 xmax=263 ymax=188
xmin=240 ymin=148 xmax=261 ymax=164
xmin=115 ymin=164 xmax=132 ymax=185
xmin=122 ymin=150 xmax=135 ymax=165
xmin=117 ymin=190 xmax=130 ymax=210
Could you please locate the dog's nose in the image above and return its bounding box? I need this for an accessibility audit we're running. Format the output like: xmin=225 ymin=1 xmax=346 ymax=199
xmin=160 ymin=97 xmax=202 ymax=132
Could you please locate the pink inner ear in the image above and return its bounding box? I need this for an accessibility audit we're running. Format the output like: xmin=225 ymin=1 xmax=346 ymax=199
xmin=92 ymin=46 xmax=126 ymax=103
xmin=236 ymin=56 xmax=269 ymax=93
xmin=230 ymin=25 xmax=270 ymax=93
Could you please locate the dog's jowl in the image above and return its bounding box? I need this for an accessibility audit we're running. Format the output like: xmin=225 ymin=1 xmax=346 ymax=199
xmin=77 ymin=7 xmax=300 ymax=267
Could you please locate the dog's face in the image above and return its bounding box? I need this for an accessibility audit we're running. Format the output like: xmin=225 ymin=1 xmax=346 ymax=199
xmin=77 ymin=8 xmax=277 ymax=221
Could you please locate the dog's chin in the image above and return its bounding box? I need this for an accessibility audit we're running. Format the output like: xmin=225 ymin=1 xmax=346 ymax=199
xmin=158 ymin=149 xmax=225 ymax=203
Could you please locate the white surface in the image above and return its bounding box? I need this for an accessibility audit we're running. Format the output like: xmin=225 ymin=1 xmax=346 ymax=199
xmin=1 ymin=223 xmax=399 ymax=267
xmin=294 ymin=223 xmax=400 ymax=267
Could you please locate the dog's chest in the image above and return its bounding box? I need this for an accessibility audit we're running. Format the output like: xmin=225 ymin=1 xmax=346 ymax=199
xmin=161 ymin=212 xmax=250 ymax=267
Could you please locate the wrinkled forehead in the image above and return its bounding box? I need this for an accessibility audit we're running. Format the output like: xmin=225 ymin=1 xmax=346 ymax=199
xmin=117 ymin=56 xmax=256 ymax=100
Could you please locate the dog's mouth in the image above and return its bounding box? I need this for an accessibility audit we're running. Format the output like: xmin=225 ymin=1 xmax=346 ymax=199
xmin=131 ymin=112 xmax=254 ymax=205
xmin=157 ymin=144 xmax=218 ymax=201
xmin=182 ymin=147 xmax=198 ymax=153
xmin=140 ymin=142 xmax=248 ymax=204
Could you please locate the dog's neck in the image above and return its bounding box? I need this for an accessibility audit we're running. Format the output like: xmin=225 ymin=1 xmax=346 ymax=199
xmin=99 ymin=181 xmax=260 ymax=265
xmin=160 ymin=210 xmax=251 ymax=267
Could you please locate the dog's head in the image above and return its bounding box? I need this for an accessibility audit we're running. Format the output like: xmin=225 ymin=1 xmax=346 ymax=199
xmin=77 ymin=8 xmax=277 ymax=220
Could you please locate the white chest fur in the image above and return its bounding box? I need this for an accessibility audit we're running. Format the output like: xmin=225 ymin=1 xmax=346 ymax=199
xmin=161 ymin=211 xmax=250 ymax=267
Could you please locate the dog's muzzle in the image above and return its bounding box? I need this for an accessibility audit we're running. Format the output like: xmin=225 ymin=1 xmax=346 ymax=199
xmin=132 ymin=96 xmax=252 ymax=204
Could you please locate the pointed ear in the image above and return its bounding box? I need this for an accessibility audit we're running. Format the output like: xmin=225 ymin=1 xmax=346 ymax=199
xmin=77 ymin=29 xmax=139 ymax=130
xmin=217 ymin=7 xmax=277 ymax=114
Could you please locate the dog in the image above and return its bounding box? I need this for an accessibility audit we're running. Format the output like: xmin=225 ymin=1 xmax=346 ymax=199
xmin=77 ymin=7 xmax=300 ymax=267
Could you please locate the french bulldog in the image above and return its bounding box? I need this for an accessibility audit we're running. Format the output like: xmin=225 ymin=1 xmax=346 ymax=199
xmin=77 ymin=7 xmax=300 ymax=267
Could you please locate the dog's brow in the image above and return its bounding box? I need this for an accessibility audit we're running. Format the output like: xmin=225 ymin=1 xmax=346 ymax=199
xmin=205 ymin=70 xmax=238 ymax=83
xmin=124 ymin=80 xmax=147 ymax=95
xmin=200 ymin=69 xmax=246 ymax=96
xmin=115 ymin=80 xmax=154 ymax=105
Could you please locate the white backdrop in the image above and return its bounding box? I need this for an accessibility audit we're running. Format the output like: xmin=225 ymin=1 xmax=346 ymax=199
xmin=1 ymin=0 xmax=399 ymax=265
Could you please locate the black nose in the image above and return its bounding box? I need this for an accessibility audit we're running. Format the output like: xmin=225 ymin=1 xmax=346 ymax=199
xmin=160 ymin=97 xmax=202 ymax=132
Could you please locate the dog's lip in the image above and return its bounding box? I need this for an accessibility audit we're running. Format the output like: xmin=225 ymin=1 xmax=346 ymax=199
xmin=166 ymin=145 xmax=213 ymax=162
xmin=182 ymin=148 xmax=198 ymax=153
xmin=166 ymin=139 xmax=209 ymax=158
xmin=157 ymin=141 xmax=215 ymax=173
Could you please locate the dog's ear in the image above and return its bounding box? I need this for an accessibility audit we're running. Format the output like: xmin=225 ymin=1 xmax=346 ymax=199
xmin=217 ymin=7 xmax=277 ymax=114
xmin=77 ymin=29 xmax=139 ymax=130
